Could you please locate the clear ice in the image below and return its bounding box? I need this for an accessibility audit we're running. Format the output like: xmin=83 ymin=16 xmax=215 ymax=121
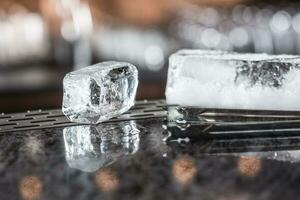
xmin=166 ymin=49 xmax=300 ymax=111
xmin=62 ymin=61 xmax=138 ymax=124
xmin=63 ymin=121 xmax=140 ymax=172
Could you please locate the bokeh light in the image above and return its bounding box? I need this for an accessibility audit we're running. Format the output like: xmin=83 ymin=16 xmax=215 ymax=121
xmin=19 ymin=176 xmax=42 ymax=200
xmin=172 ymin=155 xmax=197 ymax=184
xmin=270 ymin=11 xmax=291 ymax=33
xmin=238 ymin=156 xmax=262 ymax=177
xmin=95 ymin=168 xmax=119 ymax=192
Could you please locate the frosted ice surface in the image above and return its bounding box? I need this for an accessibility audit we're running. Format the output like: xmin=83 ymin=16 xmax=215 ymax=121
xmin=62 ymin=61 xmax=138 ymax=124
xmin=166 ymin=49 xmax=300 ymax=111
xmin=63 ymin=121 xmax=140 ymax=172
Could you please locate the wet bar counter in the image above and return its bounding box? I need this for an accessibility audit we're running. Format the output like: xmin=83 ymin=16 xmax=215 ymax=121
xmin=1 ymin=114 xmax=300 ymax=199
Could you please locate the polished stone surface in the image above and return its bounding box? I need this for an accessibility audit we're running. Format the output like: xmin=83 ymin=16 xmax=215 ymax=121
xmin=1 ymin=118 xmax=300 ymax=199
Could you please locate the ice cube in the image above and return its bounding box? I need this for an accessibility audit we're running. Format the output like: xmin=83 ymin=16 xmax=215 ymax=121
xmin=62 ymin=61 xmax=138 ymax=124
xmin=166 ymin=49 xmax=300 ymax=111
xmin=63 ymin=121 xmax=140 ymax=172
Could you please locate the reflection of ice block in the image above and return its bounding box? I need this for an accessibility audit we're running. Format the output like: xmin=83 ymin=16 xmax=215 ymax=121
xmin=166 ymin=49 xmax=300 ymax=111
xmin=63 ymin=121 xmax=140 ymax=172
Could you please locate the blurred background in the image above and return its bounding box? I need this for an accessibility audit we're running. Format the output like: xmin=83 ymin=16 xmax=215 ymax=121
xmin=1 ymin=0 xmax=300 ymax=112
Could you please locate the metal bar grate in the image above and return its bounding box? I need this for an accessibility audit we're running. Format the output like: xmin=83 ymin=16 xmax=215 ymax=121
xmin=2 ymin=100 xmax=300 ymax=134
xmin=0 ymin=100 xmax=167 ymax=132
xmin=166 ymin=105 xmax=300 ymax=139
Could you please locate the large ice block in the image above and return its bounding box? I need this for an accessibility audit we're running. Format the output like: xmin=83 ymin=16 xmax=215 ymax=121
xmin=166 ymin=49 xmax=300 ymax=111
xmin=62 ymin=61 xmax=138 ymax=124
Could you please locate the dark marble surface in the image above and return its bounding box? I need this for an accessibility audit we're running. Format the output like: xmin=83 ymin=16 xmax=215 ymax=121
xmin=1 ymin=118 xmax=300 ymax=200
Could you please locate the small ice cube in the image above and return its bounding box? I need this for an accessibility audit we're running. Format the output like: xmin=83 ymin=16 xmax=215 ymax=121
xmin=62 ymin=61 xmax=138 ymax=124
xmin=166 ymin=49 xmax=300 ymax=111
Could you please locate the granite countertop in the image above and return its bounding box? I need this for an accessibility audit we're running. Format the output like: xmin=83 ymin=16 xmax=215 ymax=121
xmin=1 ymin=117 xmax=300 ymax=200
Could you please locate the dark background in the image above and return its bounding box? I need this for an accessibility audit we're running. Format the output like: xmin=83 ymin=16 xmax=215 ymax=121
xmin=1 ymin=0 xmax=300 ymax=112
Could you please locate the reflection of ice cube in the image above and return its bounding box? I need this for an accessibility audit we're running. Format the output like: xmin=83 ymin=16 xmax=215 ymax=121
xmin=97 ymin=122 xmax=140 ymax=156
xmin=62 ymin=61 xmax=138 ymax=124
xmin=63 ymin=121 xmax=140 ymax=172
xmin=166 ymin=49 xmax=300 ymax=111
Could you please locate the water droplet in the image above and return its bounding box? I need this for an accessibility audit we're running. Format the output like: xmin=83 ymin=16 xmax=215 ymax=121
xmin=176 ymin=106 xmax=187 ymax=113
xmin=177 ymin=123 xmax=191 ymax=131
xmin=178 ymin=137 xmax=190 ymax=143
xmin=176 ymin=118 xmax=187 ymax=124
xmin=162 ymin=131 xmax=172 ymax=143
xmin=175 ymin=119 xmax=191 ymax=131
xmin=162 ymin=124 xmax=167 ymax=130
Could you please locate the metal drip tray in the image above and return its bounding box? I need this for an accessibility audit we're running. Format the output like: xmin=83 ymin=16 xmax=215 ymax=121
xmin=167 ymin=105 xmax=300 ymax=139
xmin=0 ymin=100 xmax=166 ymax=132
xmin=2 ymin=100 xmax=300 ymax=136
